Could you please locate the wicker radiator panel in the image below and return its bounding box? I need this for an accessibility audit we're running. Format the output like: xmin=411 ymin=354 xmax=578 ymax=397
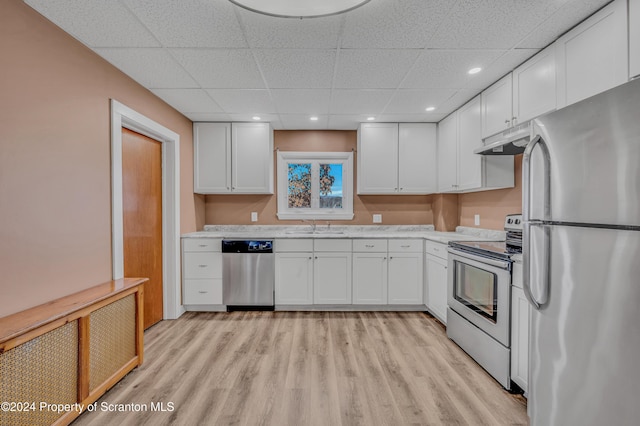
xmin=89 ymin=294 xmax=136 ymax=392
xmin=0 ymin=321 xmax=78 ymax=426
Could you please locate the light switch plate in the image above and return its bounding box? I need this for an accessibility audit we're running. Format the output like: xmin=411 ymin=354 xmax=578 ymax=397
xmin=373 ymin=214 xmax=382 ymax=223
xmin=251 ymin=212 xmax=258 ymax=222
xmin=474 ymin=214 xmax=480 ymax=226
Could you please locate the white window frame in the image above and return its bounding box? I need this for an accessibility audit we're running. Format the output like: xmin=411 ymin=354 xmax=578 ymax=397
xmin=277 ymin=151 xmax=354 ymax=220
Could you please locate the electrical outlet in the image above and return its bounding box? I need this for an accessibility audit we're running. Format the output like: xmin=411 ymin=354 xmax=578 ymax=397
xmin=251 ymin=212 xmax=258 ymax=222
xmin=373 ymin=214 xmax=382 ymax=223
xmin=474 ymin=214 xmax=480 ymax=226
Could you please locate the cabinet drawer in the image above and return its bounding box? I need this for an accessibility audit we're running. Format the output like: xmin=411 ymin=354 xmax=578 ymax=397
xmin=183 ymin=253 xmax=222 ymax=279
xmin=183 ymin=279 xmax=222 ymax=305
xmin=353 ymin=239 xmax=388 ymax=252
xmin=314 ymin=239 xmax=352 ymax=252
xmin=425 ymin=241 xmax=448 ymax=259
xmin=183 ymin=238 xmax=221 ymax=252
xmin=276 ymin=239 xmax=313 ymax=252
xmin=388 ymin=239 xmax=422 ymax=253
xmin=512 ymin=261 xmax=523 ymax=289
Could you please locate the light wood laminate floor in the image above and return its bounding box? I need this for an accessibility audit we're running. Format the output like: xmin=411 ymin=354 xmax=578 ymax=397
xmin=73 ymin=311 xmax=528 ymax=425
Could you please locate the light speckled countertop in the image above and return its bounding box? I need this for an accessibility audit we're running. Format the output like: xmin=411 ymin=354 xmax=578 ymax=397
xmin=182 ymin=225 xmax=505 ymax=244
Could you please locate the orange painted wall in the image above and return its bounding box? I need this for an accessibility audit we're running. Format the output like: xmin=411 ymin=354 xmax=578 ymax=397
xmin=205 ymin=130 xmax=436 ymax=225
xmin=457 ymin=155 xmax=523 ymax=230
xmin=0 ymin=1 xmax=202 ymax=317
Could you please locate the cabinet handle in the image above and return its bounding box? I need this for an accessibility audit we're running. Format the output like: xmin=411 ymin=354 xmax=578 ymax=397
xmin=198 ymin=264 xmax=208 ymax=268
xmin=512 ymin=116 xmax=517 ymax=124
xmin=365 ymin=244 xmax=374 ymax=248
xmin=401 ymin=245 xmax=410 ymax=248
xmin=383 ymin=257 xmax=387 ymax=260
xmin=433 ymin=248 xmax=439 ymax=252
xmin=400 ymin=187 xmax=403 ymax=191
xmin=198 ymin=291 xmax=208 ymax=294
xmin=505 ymin=119 xmax=511 ymax=124
xmin=389 ymin=257 xmax=393 ymax=260
xmin=308 ymin=256 xmax=312 ymax=260
xmin=315 ymin=256 xmax=318 ymax=259
xmin=198 ymin=244 xmax=208 ymax=248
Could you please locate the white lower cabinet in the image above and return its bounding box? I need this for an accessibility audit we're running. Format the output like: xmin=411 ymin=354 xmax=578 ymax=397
xmin=314 ymin=252 xmax=352 ymax=304
xmin=182 ymin=238 xmax=223 ymax=307
xmin=425 ymin=241 xmax=448 ymax=324
xmin=388 ymin=253 xmax=423 ymax=304
xmin=275 ymin=252 xmax=313 ymax=305
xmin=511 ymin=261 xmax=529 ymax=393
xmin=631 ymin=0 xmax=640 ymax=79
xmin=353 ymin=252 xmax=388 ymax=304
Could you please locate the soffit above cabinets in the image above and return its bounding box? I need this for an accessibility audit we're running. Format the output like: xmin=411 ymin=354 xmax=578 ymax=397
xmin=25 ymin=0 xmax=611 ymax=130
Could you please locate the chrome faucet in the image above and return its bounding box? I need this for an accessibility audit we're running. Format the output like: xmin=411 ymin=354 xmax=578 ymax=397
xmin=303 ymin=219 xmax=316 ymax=232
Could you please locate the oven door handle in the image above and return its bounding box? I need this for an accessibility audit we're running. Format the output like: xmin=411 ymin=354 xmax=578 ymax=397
xmin=447 ymin=248 xmax=511 ymax=270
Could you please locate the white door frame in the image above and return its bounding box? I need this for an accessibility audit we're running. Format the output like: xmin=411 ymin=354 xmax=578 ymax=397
xmin=110 ymin=99 xmax=184 ymax=320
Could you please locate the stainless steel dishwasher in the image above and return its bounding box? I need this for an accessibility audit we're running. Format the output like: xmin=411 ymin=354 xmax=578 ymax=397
xmin=222 ymin=240 xmax=274 ymax=310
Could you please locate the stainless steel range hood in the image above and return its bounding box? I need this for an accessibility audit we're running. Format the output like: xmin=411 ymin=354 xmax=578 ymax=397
xmin=474 ymin=121 xmax=531 ymax=155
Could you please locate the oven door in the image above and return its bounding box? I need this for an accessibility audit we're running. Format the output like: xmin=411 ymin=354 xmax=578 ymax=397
xmin=447 ymin=248 xmax=511 ymax=347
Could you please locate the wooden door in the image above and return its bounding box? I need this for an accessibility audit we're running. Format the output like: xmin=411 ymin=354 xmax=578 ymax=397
xmin=122 ymin=128 xmax=163 ymax=329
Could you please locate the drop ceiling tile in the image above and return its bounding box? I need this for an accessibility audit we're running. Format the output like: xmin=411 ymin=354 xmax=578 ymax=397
xmin=384 ymin=89 xmax=455 ymax=115
xmin=330 ymin=90 xmax=394 ymax=114
xmin=280 ymin=114 xmax=329 ymax=130
xmin=170 ymin=49 xmax=265 ymax=88
xmin=401 ymin=50 xmax=506 ymax=89
xmin=93 ymin=48 xmax=198 ymax=88
xmin=187 ymin=113 xmax=232 ymax=122
xmin=25 ymin=0 xmax=159 ymax=47
xmin=254 ymin=50 xmax=336 ymax=89
xmin=376 ymin=114 xmax=446 ymax=123
xmin=434 ymin=89 xmax=481 ymax=114
xmin=206 ymin=89 xmax=276 ymax=114
xmin=228 ymin=113 xmax=280 ymax=123
xmin=151 ymin=89 xmax=222 ymax=113
xmin=428 ymin=0 xmax=565 ymax=49
xmin=516 ymin=0 xmax=611 ymax=48
xmin=238 ymin=9 xmax=342 ymax=48
xmin=328 ymin=115 xmax=372 ymax=130
xmin=121 ymin=0 xmax=247 ymax=48
xmin=270 ymin=89 xmax=331 ymax=114
xmin=463 ymin=49 xmax=540 ymax=90
xmin=334 ymin=49 xmax=421 ymax=89
xmin=341 ymin=0 xmax=451 ymax=48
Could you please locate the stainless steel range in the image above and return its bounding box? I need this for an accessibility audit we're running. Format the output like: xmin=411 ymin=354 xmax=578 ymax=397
xmin=446 ymin=214 xmax=522 ymax=390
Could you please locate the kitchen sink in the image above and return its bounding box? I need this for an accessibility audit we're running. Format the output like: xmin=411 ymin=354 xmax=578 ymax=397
xmin=284 ymin=229 xmax=345 ymax=235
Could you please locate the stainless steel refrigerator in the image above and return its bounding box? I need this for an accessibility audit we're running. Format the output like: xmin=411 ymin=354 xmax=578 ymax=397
xmin=523 ymin=77 xmax=640 ymax=425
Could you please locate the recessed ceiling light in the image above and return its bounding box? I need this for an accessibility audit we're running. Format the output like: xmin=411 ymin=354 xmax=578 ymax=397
xmin=310 ymin=116 xmax=319 ymax=121
xmin=425 ymin=107 xmax=436 ymax=112
xmin=229 ymin=0 xmax=371 ymax=19
xmin=468 ymin=67 xmax=482 ymax=75
xmin=252 ymin=116 xmax=261 ymax=120
xmin=367 ymin=117 xmax=375 ymax=121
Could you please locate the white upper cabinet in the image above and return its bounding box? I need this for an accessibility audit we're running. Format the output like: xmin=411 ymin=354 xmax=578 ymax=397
xmin=438 ymin=96 xmax=514 ymax=193
xmin=481 ymin=73 xmax=513 ymax=138
xmin=193 ymin=122 xmax=273 ymax=194
xmin=436 ymin=113 xmax=458 ymax=192
xmin=555 ymin=0 xmax=628 ymax=108
xmin=194 ymin=122 xmax=232 ymax=193
xmin=358 ymin=123 xmax=437 ymax=194
xmin=630 ymin=0 xmax=640 ymax=79
xmin=398 ymin=124 xmax=438 ymax=194
xmin=512 ymin=45 xmax=557 ymax=124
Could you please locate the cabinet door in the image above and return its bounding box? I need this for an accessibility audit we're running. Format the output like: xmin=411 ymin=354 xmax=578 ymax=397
xmin=426 ymin=254 xmax=448 ymax=324
xmin=357 ymin=123 xmax=399 ymax=194
xmin=481 ymin=73 xmax=513 ymax=138
xmin=556 ymin=0 xmax=628 ymax=108
xmin=511 ymin=286 xmax=530 ymax=392
xmin=193 ymin=122 xmax=231 ymax=194
xmin=436 ymin=113 xmax=458 ymax=192
xmin=388 ymin=253 xmax=423 ymax=304
xmin=513 ymin=46 xmax=557 ymax=123
xmin=231 ymin=122 xmax=273 ymax=194
xmin=456 ymin=96 xmax=483 ymax=191
xmin=314 ymin=253 xmax=352 ymax=304
xmin=631 ymin=0 xmax=640 ymax=79
xmin=275 ymin=252 xmax=314 ymax=305
xmin=398 ymin=123 xmax=437 ymax=194
xmin=353 ymin=253 xmax=388 ymax=304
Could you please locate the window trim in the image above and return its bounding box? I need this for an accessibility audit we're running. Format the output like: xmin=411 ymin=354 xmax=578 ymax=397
xmin=277 ymin=151 xmax=354 ymax=220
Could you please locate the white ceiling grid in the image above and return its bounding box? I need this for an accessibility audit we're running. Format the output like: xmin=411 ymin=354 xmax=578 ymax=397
xmin=24 ymin=0 xmax=612 ymax=129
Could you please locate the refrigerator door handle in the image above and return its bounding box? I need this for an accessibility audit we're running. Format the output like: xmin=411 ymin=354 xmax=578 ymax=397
xmin=523 ymin=133 xmax=551 ymax=310
xmin=523 ymin=221 xmax=550 ymax=310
